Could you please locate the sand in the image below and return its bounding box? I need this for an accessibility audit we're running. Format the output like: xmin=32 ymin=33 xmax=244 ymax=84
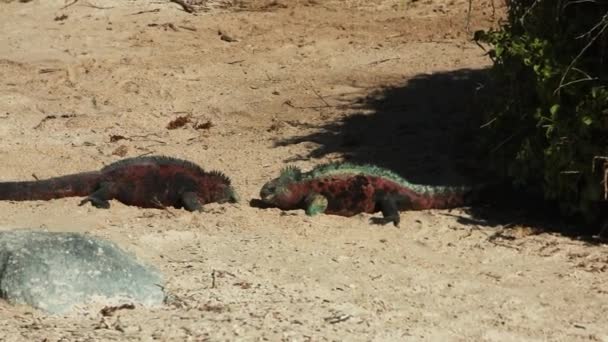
xmin=0 ymin=0 xmax=607 ymax=340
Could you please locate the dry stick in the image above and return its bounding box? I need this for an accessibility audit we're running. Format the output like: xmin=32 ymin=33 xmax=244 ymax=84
xmin=135 ymin=151 xmax=155 ymax=158
xmin=577 ymin=12 xmax=608 ymax=39
xmin=283 ymin=100 xmax=336 ymax=110
xmin=169 ymin=0 xmax=196 ymax=13
xmin=178 ymin=25 xmax=197 ymax=31
xmin=131 ymin=8 xmax=161 ymax=15
xmin=557 ymin=13 xmax=608 ymax=94
xmin=466 ymin=0 xmax=473 ymax=33
xmin=311 ymin=88 xmax=331 ymax=107
xmin=211 ymin=270 xmax=217 ymax=288
xmin=487 ymin=231 xmax=522 ymax=251
xmin=367 ymin=57 xmax=400 ymax=66
xmin=39 ymin=68 xmax=63 ymax=74
xmin=490 ymin=128 xmax=524 ymax=153
xmin=33 ymin=115 xmax=57 ymax=129
xmin=520 ymin=0 xmax=543 ymax=27
xmin=604 ymin=167 xmax=608 ymax=200
xmin=595 ymin=157 xmax=608 ymax=200
xmin=554 ymin=76 xmax=598 ymax=93
xmin=82 ymin=2 xmax=114 ymax=9
xmin=61 ymin=0 xmax=79 ymax=9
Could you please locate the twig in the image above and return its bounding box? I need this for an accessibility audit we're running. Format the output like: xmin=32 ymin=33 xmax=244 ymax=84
xmin=211 ymin=269 xmax=217 ymax=288
xmin=519 ymin=0 xmax=543 ymax=27
xmin=577 ymin=17 xmax=607 ymax=40
xmin=61 ymin=0 xmax=79 ymax=9
xmin=169 ymin=0 xmax=196 ymax=13
xmin=466 ymin=0 xmax=473 ymax=33
xmin=264 ymin=71 xmax=273 ymax=81
xmin=557 ymin=13 xmax=608 ymax=93
xmin=553 ymin=76 xmax=598 ymax=94
xmin=81 ymin=2 xmax=114 ymax=9
xmin=130 ymin=8 xmax=161 ymax=15
xmin=487 ymin=230 xmax=522 ymax=251
xmin=367 ymin=57 xmax=400 ymax=66
xmin=39 ymin=68 xmax=63 ymax=74
xmin=310 ymin=88 xmax=331 ymax=107
xmin=490 ymin=129 xmax=523 ymax=153
xmin=219 ymin=31 xmax=237 ymax=42
xmin=100 ymin=303 xmax=135 ymax=317
xmin=178 ymin=25 xmax=197 ymax=31
xmin=227 ymin=59 xmax=245 ymax=65
xmin=161 ymin=206 xmax=177 ymax=217
xmin=324 ymin=313 xmax=352 ymax=324
xmin=150 ymin=197 xmax=177 ymax=216
xmin=593 ymin=156 xmax=608 ymax=200
xmin=135 ymin=151 xmax=155 ymax=158
xmin=130 ymin=133 xmax=167 ymax=145
xmin=282 ymin=100 xmax=338 ymax=110
xmin=479 ymin=117 xmax=497 ymax=128
xmin=33 ymin=115 xmax=57 ymax=129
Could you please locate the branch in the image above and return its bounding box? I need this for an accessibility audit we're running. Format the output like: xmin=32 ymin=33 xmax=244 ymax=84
xmin=169 ymin=0 xmax=196 ymax=13
xmin=556 ymin=13 xmax=608 ymax=93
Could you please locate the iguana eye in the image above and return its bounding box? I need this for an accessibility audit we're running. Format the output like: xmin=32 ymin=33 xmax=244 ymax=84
xmin=260 ymin=185 xmax=275 ymax=198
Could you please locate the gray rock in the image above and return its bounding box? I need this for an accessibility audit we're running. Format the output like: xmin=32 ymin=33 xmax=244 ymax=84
xmin=0 ymin=230 xmax=165 ymax=314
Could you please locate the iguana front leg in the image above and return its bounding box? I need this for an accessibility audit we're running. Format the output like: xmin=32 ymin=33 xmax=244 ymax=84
xmin=370 ymin=197 xmax=400 ymax=227
xmin=370 ymin=193 xmax=410 ymax=227
xmin=79 ymin=182 xmax=115 ymax=209
xmin=305 ymin=193 xmax=328 ymax=216
xmin=181 ymin=191 xmax=203 ymax=212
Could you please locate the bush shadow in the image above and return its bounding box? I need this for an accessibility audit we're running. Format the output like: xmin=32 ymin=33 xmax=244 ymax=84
xmin=275 ymin=68 xmax=603 ymax=240
xmin=278 ymin=69 xmax=490 ymax=185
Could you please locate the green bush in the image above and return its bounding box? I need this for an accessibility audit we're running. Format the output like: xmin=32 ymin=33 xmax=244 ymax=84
xmin=475 ymin=0 xmax=608 ymax=226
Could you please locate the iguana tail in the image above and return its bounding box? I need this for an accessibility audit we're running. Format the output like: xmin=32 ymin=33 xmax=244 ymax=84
xmin=414 ymin=183 xmax=486 ymax=210
xmin=0 ymin=172 xmax=102 ymax=201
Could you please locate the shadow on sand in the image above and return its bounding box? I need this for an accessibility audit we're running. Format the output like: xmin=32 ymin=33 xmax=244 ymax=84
xmin=278 ymin=68 xmax=488 ymax=185
xmin=274 ymin=68 xmax=602 ymax=239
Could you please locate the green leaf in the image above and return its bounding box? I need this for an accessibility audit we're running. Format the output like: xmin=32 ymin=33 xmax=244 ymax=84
xmin=549 ymin=104 xmax=560 ymax=116
xmin=582 ymin=116 xmax=593 ymax=126
xmin=494 ymin=45 xmax=504 ymax=57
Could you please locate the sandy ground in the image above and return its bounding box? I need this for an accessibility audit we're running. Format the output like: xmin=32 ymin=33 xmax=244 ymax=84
xmin=0 ymin=0 xmax=607 ymax=340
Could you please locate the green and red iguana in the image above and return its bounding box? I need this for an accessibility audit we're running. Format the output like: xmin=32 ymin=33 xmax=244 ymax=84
xmin=259 ymin=162 xmax=478 ymax=226
xmin=0 ymin=156 xmax=238 ymax=211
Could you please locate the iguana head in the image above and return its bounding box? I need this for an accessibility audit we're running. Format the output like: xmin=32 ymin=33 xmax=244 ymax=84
xmin=222 ymin=185 xmax=239 ymax=203
xmin=260 ymin=166 xmax=304 ymax=207
xmin=206 ymin=171 xmax=239 ymax=204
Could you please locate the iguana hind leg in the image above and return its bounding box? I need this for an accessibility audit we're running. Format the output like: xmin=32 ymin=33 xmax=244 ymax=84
xmin=79 ymin=182 xmax=114 ymax=209
xmin=305 ymin=193 xmax=328 ymax=216
xmin=181 ymin=191 xmax=203 ymax=212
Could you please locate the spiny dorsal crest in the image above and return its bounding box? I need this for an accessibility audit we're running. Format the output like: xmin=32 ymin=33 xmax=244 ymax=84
xmin=308 ymin=162 xmax=473 ymax=194
xmin=209 ymin=170 xmax=232 ymax=185
xmin=102 ymin=155 xmax=207 ymax=174
xmin=280 ymin=166 xmax=302 ymax=181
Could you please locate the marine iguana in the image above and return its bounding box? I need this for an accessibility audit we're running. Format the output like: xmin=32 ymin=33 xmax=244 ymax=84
xmin=0 ymin=156 xmax=238 ymax=211
xmin=259 ymin=162 xmax=477 ymax=227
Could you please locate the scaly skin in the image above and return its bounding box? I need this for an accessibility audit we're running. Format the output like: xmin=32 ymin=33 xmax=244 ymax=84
xmin=0 ymin=156 xmax=238 ymax=211
xmin=259 ymin=163 xmax=475 ymax=226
